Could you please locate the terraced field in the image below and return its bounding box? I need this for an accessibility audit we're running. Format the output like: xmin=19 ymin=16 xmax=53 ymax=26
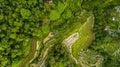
xmin=19 ymin=38 xmax=39 ymax=67
xmin=72 ymin=15 xmax=95 ymax=59
xmin=62 ymin=13 xmax=95 ymax=66
xmin=1 ymin=0 xmax=120 ymax=67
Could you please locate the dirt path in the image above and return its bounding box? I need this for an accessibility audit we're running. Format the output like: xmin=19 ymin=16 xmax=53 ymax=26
xmin=38 ymin=45 xmax=53 ymax=67
xmin=62 ymin=15 xmax=94 ymax=66
xmin=19 ymin=32 xmax=54 ymax=67
xmin=43 ymin=32 xmax=54 ymax=44
xmin=38 ymin=32 xmax=54 ymax=67
xmin=42 ymin=45 xmax=52 ymax=60
xmin=62 ymin=32 xmax=79 ymax=48
xmin=62 ymin=32 xmax=79 ymax=64
xmin=19 ymin=38 xmax=39 ymax=67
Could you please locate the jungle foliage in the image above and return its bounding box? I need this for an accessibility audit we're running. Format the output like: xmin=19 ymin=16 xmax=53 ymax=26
xmin=1 ymin=0 xmax=120 ymax=67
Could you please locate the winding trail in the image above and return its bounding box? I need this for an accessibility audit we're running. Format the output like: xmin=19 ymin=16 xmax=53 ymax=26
xmin=19 ymin=15 xmax=94 ymax=67
xmin=38 ymin=45 xmax=53 ymax=67
xmin=19 ymin=38 xmax=39 ymax=67
xmin=19 ymin=32 xmax=54 ymax=67
xmin=37 ymin=32 xmax=54 ymax=67
xmin=62 ymin=32 xmax=79 ymax=64
xmin=62 ymin=15 xmax=94 ymax=66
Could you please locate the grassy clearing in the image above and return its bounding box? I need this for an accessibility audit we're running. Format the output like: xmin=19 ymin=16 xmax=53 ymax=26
xmin=72 ymin=15 xmax=95 ymax=59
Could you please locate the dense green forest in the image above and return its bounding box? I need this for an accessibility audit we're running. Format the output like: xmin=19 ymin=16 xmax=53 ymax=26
xmin=1 ymin=0 xmax=120 ymax=67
